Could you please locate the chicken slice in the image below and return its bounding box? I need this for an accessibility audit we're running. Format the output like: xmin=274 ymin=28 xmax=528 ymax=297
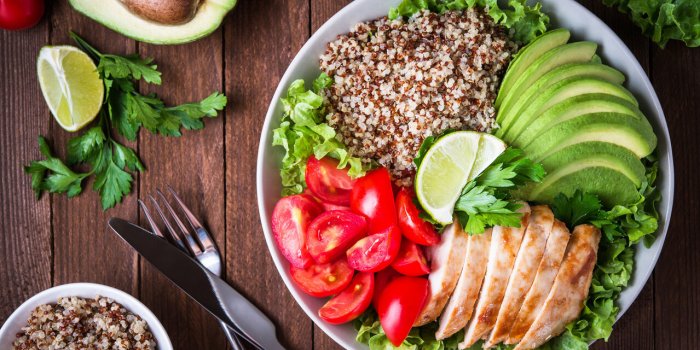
xmin=506 ymin=220 xmax=570 ymax=345
xmin=513 ymin=224 xmax=601 ymax=350
xmin=486 ymin=205 xmax=555 ymax=347
xmin=414 ymin=221 xmax=470 ymax=326
xmin=435 ymin=229 xmax=492 ymax=339
xmin=459 ymin=203 xmax=531 ymax=349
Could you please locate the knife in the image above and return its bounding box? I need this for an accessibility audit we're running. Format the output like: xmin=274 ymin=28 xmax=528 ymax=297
xmin=108 ymin=218 xmax=286 ymax=350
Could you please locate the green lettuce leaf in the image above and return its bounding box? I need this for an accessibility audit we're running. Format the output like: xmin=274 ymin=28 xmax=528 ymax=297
xmin=272 ymin=73 xmax=367 ymax=195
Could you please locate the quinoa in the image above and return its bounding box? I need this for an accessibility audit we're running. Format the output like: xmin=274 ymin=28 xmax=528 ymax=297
xmin=320 ymin=9 xmax=516 ymax=185
xmin=12 ymin=296 xmax=156 ymax=350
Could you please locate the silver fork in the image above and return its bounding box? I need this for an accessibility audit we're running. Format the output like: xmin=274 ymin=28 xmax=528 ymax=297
xmin=138 ymin=187 xmax=247 ymax=350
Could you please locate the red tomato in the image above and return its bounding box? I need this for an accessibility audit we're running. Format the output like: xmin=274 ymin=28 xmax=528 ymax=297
xmin=376 ymin=276 xmax=430 ymax=346
xmin=396 ymin=187 xmax=440 ymax=246
xmin=0 ymin=0 xmax=44 ymax=30
xmin=290 ymin=259 xmax=354 ymax=297
xmin=350 ymin=167 xmax=397 ymax=233
xmin=307 ymin=210 xmax=368 ymax=263
xmin=305 ymin=156 xmax=354 ymax=205
xmin=303 ymin=189 xmax=351 ymax=212
xmin=391 ymin=240 xmax=430 ymax=276
xmin=373 ymin=267 xmax=399 ymax=307
xmin=346 ymin=225 xmax=401 ymax=272
xmin=319 ymin=272 xmax=374 ymax=324
xmin=271 ymin=194 xmax=323 ymax=269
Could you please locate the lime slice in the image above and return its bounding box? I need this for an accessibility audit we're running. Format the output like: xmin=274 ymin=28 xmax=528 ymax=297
xmin=37 ymin=46 xmax=103 ymax=132
xmin=468 ymin=133 xmax=507 ymax=180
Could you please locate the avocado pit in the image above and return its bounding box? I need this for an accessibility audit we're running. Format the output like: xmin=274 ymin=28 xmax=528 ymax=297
xmin=120 ymin=0 xmax=200 ymax=25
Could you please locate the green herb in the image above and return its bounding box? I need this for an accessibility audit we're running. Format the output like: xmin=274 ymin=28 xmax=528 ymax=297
xmin=453 ymin=148 xmax=545 ymax=234
xmin=25 ymin=33 xmax=226 ymax=209
xmin=413 ymin=129 xmax=455 ymax=168
xmin=388 ymin=0 xmax=550 ymax=44
xmin=355 ymin=311 xmax=466 ymax=350
xmin=603 ymin=0 xmax=699 ymax=48
xmin=272 ymin=73 xmax=367 ymax=196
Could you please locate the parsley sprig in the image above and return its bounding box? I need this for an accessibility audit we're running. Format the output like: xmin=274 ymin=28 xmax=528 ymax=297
xmin=25 ymin=33 xmax=226 ymax=209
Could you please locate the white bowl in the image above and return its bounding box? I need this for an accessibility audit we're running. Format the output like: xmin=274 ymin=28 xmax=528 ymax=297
xmin=0 ymin=283 xmax=173 ymax=350
xmin=257 ymin=0 xmax=674 ymax=348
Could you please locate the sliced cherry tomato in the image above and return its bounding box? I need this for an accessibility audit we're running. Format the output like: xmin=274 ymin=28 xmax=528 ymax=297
xmin=303 ymin=189 xmax=352 ymax=212
xmin=290 ymin=259 xmax=354 ymax=297
xmin=319 ymin=272 xmax=374 ymax=324
xmin=346 ymin=225 xmax=401 ymax=272
xmin=271 ymin=194 xmax=323 ymax=268
xmin=373 ymin=267 xmax=400 ymax=307
xmin=306 ymin=156 xmax=354 ymax=205
xmin=307 ymin=210 xmax=368 ymax=263
xmin=376 ymin=276 xmax=430 ymax=346
xmin=391 ymin=240 xmax=430 ymax=276
xmin=396 ymin=187 xmax=440 ymax=246
xmin=0 ymin=0 xmax=44 ymax=30
xmin=350 ymin=167 xmax=397 ymax=233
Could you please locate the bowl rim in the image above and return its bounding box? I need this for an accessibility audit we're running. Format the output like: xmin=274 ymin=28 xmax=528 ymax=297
xmin=256 ymin=0 xmax=674 ymax=348
xmin=0 ymin=282 xmax=173 ymax=350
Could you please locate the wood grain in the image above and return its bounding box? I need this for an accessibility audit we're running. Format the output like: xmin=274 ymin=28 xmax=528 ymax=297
xmin=224 ymin=0 xmax=311 ymax=349
xmin=0 ymin=16 xmax=51 ymax=322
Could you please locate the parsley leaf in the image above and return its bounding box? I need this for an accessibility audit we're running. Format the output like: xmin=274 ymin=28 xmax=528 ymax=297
xmin=24 ymin=137 xmax=89 ymax=199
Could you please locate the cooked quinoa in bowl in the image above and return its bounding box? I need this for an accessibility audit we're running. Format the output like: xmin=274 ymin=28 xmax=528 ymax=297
xmin=12 ymin=296 xmax=156 ymax=350
xmin=320 ymin=9 xmax=516 ymax=185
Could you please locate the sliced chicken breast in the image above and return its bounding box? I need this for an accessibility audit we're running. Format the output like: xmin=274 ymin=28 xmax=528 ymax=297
xmin=435 ymin=229 xmax=492 ymax=339
xmin=506 ymin=220 xmax=570 ymax=345
xmin=513 ymin=224 xmax=601 ymax=350
xmin=414 ymin=221 xmax=470 ymax=326
xmin=459 ymin=203 xmax=531 ymax=349
xmin=486 ymin=205 xmax=555 ymax=347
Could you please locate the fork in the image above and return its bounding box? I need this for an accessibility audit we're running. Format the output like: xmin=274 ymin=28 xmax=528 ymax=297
xmin=138 ymin=187 xmax=247 ymax=350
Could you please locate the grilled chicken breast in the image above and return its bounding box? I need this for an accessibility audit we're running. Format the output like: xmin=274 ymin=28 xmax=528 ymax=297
xmin=414 ymin=221 xmax=470 ymax=326
xmin=513 ymin=224 xmax=601 ymax=350
xmin=435 ymin=229 xmax=492 ymax=339
xmin=506 ymin=220 xmax=570 ymax=344
xmin=486 ymin=205 xmax=555 ymax=347
xmin=459 ymin=203 xmax=531 ymax=349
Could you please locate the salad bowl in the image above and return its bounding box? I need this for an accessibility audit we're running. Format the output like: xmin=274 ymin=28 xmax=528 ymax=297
xmin=257 ymin=0 xmax=674 ymax=348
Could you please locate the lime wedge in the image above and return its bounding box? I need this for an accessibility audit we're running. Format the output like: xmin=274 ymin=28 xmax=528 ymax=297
xmin=37 ymin=46 xmax=104 ymax=132
xmin=415 ymin=131 xmax=507 ymax=225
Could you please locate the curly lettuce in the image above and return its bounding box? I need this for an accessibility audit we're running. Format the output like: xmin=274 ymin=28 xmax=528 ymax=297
xmin=388 ymin=0 xmax=550 ymax=44
xmin=272 ymin=74 xmax=366 ymax=196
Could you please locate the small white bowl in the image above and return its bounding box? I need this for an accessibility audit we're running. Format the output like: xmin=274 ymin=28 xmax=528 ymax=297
xmin=0 ymin=283 xmax=172 ymax=350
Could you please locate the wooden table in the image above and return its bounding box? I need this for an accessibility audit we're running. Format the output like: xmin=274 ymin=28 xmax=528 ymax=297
xmin=1 ymin=1 xmax=698 ymax=349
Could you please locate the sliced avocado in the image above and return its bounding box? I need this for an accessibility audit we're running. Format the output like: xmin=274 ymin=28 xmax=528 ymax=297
xmin=522 ymin=112 xmax=657 ymax=161
xmin=495 ymin=63 xmax=625 ymax=137
xmin=539 ymin=141 xmax=646 ymax=186
xmin=69 ymin=0 xmax=237 ymax=44
xmin=497 ymin=42 xmax=598 ymax=120
xmin=512 ymin=94 xmax=643 ymax=148
xmin=496 ymin=29 xmax=570 ymax=109
xmin=500 ymin=77 xmax=638 ymax=143
xmin=527 ymin=159 xmax=642 ymax=206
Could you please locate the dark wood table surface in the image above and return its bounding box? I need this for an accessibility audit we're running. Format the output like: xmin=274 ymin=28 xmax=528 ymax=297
xmin=1 ymin=1 xmax=698 ymax=349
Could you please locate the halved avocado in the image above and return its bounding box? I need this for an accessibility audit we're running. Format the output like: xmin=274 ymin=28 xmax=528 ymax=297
xmin=501 ymin=77 xmax=638 ymax=143
xmin=496 ymin=29 xmax=570 ymax=109
xmin=527 ymin=158 xmax=642 ymax=206
xmin=522 ymin=112 xmax=657 ymax=161
xmin=512 ymin=94 xmax=643 ymax=148
xmin=495 ymin=63 xmax=625 ymax=138
xmin=497 ymin=42 xmax=597 ymax=118
xmin=69 ymin=0 xmax=237 ymax=44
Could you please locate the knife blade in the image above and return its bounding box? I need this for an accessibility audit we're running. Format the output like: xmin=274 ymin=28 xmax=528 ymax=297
xmin=108 ymin=217 xmax=285 ymax=350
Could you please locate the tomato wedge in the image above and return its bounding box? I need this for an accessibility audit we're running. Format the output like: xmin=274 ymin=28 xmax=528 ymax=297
xmin=373 ymin=267 xmax=399 ymax=307
xmin=307 ymin=210 xmax=368 ymax=263
xmin=290 ymin=259 xmax=354 ymax=297
xmin=271 ymin=194 xmax=323 ymax=268
xmin=303 ymin=189 xmax=351 ymax=212
xmin=319 ymin=272 xmax=374 ymax=324
xmin=350 ymin=167 xmax=397 ymax=233
xmin=376 ymin=276 xmax=430 ymax=346
xmin=306 ymin=156 xmax=354 ymax=205
xmin=346 ymin=225 xmax=401 ymax=272
xmin=396 ymin=187 xmax=440 ymax=246
xmin=391 ymin=240 xmax=430 ymax=276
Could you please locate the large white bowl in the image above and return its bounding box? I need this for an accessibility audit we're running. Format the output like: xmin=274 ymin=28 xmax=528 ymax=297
xmin=0 ymin=283 xmax=173 ymax=350
xmin=257 ymin=0 xmax=674 ymax=348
